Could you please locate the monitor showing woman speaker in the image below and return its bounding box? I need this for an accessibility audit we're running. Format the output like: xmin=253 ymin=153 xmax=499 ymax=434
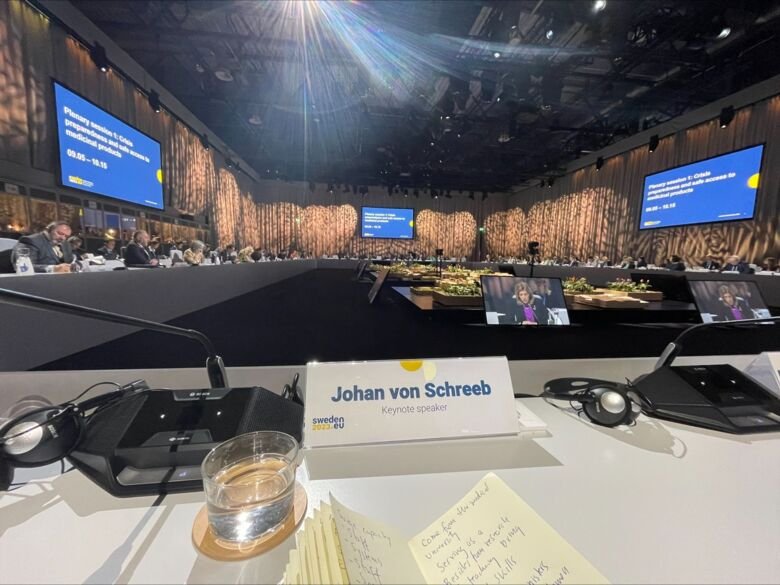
xmin=481 ymin=276 xmax=571 ymax=326
xmin=688 ymin=280 xmax=771 ymax=323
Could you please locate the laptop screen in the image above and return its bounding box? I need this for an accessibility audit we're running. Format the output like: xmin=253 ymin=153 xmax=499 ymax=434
xmin=481 ymin=276 xmax=571 ymax=326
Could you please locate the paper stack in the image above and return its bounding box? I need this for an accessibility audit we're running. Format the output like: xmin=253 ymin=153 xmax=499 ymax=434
xmin=284 ymin=473 xmax=608 ymax=584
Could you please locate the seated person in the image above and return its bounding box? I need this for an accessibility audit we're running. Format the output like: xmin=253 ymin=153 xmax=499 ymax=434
xmin=220 ymin=244 xmax=237 ymax=264
xmin=12 ymin=221 xmax=73 ymax=273
xmin=716 ymin=285 xmax=753 ymax=321
xmin=124 ymin=230 xmax=159 ymax=267
xmin=619 ymin=256 xmax=636 ymax=269
xmin=760 ymin=257 xmax=778 ymax=272
xmin=720 ymin=254 xmax=751 ymax=274
xmin=67 ymin=236 xmax=85 ymax=262
xmin=636 ymin=256 xmax=648 ymax=268
xmin=183 ymin=240 xmax=205 ymax=265
xmin=701 ymin=255 xmax=720 ymax=270
xmin=96 ymin=238 xmax=120 ymax=260
xmin=665 ymin=255 xmax=686 ymax=271
xmin=501 ymin=282 xmax=550 ymax=325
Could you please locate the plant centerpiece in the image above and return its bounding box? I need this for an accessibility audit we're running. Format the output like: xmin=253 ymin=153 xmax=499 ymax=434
xmin=563 ymin=277 xmax=595 ymax=294
xmin=431 ymin=279 xmax=483 ymax=306
xmin=605 ymin=278 xmax=662 ymax=301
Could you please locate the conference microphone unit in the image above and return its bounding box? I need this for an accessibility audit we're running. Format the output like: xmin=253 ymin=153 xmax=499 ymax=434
xmin=0 ymin=287 xmax=304 ymax=496
xmin=632 ymin=316 xmax=780 ymax=434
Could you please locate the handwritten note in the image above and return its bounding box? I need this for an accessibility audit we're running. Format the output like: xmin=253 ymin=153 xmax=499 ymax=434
xmin=330 ymin=495 xmax=425 ymax=585
xmin=320 ymin=503 xmax=349 ymax=585
xmin=408 ymin=473 xmax=609 ymax=585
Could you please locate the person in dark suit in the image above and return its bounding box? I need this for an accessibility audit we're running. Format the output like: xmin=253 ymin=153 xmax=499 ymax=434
xmin=720 ymin=254 xmax=751 ymax=274
xmin=636 ymin=256 xmax=648 ymax=268
xmin=502 ymin=282 xmax=550 ymax=325
xmin=534 ymin=278 xmax=565 ymax=310
xmin=716 ymin=285 xmax=753 ymax=321
xmin=96 ymin=238 xmax=120 ymax=260
xmin=665 ymin=255 xmax=686 ymax=271
xmin=67 ymin=236 xmax=84 ymax=262
xmin=701 ymin=255 xmax=720 ymax=270
xmin=12 ymin=221 xmax=74 ymax=273
xmin=124 ymin=230 xmax=159 ymax=267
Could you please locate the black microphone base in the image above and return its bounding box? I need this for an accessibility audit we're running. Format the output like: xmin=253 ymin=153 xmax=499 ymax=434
xmin=68 ymin=386 xmax=304 ymax=497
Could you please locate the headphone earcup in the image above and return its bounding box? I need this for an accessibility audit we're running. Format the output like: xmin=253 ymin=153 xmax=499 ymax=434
xmin=0 ymin=406 xmax=83 ymax=467
xmin=581 ymin=387 xmax=633 ymax=427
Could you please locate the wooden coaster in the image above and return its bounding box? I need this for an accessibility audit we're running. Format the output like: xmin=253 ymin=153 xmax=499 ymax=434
xmin=192 ymin=482 xmax=308 ymax=561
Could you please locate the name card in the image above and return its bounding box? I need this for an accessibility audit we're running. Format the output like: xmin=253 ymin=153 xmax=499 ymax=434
xmin=304 ymin=357 xmax=519 ymax=448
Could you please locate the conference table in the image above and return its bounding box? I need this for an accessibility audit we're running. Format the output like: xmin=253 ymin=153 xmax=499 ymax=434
xmin=1 ymin=358 xmax=778 ymax=584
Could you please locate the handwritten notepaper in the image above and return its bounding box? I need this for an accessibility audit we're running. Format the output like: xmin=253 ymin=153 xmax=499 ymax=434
xmin=284 ymin=473 xmax=608 ymax=584
xmin=409 ymin=473 xmax=608 ymax=585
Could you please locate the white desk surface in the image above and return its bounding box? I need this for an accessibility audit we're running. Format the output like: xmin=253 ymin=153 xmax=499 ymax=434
xmin=1 ymin=396 xmax=778 ymax=585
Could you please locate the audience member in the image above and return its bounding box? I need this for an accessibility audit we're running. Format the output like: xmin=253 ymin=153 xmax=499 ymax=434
xmin=760 ymin=257 xmax=778 ymax=272
xmin=67 ymin=236 xmax=85 ymax=261
xmin=636 ymin=256 xmax=648 ymax=268
xmin=220 ymin=244 xmax=237 ymax=264
xmin=720 ymin=254 xmax=751 ymax=274
xmin=619 ymin=256 xmax=635 ymax=269
xmin=701 ymin=255 xmax=720 ymax=270
xmin=12 ymin=221 xmax=73 ymax=273
xmin=183 ymin=240 xmax=205 ymax=265
xmin=665 ymin=255 xmax=686 ymax=271
xmin=96 ymin=238 xmax=120 ymax=260
xmin=125 ymin=230 xmax=159 ymax=267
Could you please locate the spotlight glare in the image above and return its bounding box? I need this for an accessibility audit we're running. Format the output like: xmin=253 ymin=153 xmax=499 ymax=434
xmin=716 ymin=26 xmax=731 ymax=40
xmin=493 ymin=51 xmax=501 ymax=59
xmin=545 ymin=29 xmax=554 ymax=41
xmin=593 ymin=0 xmax=607 ymax=13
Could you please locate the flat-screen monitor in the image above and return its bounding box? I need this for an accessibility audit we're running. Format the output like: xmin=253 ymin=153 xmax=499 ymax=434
xmin=639 ymin=144 xmax=764 ymax=230
xmin=53 ymin=81 xmax=164 ymax=210
xmin=361 ymin=207 xmax=415 ymax=239
xmin=481 ymin=276 xmax=571 ymax=326
xmin=688 ymin=280 xmax=771 ymax=323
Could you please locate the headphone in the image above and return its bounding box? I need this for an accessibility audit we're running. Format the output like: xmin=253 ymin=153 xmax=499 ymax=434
xmin=541 ymin=377 xmax=646 ymax=427
xmin=0 ymin=381 xmax=147 ymax=491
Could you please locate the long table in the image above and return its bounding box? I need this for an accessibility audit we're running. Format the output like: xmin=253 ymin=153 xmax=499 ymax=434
xmin=1 ymin=359 xmax=778 ymax=584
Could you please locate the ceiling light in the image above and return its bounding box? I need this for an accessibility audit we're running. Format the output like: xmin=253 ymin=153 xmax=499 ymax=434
xmin=148 ymin=90 xmax=162 ymax=113
xmin=248 ymin=114 xmax=263 ymax=126
xmin=90 ymin=42 xmax=110 ymax=73
xmin=195 ymin=63 xmax=205 ymax=73
xmin=545 ymin=29 xmax=554 ymax=41
xmin=493 ymin=51 xmax=501 ymax=59
xmin=716 ymin=26 xmax=731 ymax=40
xmin=200 ymin=133 xmax=209 ymax=151
xmin=226 ymin=158 xmax=234 ymax=169
xmin=593 ymin=0 xmax=607 ymax=13
xmin=547 ymin=178 xmax=554 ymax=188
xmin=719 ymin=105 xmax=735 ymax=128
xmin=648 ymin=134 xmax=659 ymax=153
xmin=214 ymin=68 xmax=233 ymax=82
xmin=595 ymin=156 xmax=604 ymax=171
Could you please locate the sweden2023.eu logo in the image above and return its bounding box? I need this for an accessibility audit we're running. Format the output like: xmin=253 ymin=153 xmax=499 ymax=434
xmin=311 ymin=415 xmax=345 ymax=431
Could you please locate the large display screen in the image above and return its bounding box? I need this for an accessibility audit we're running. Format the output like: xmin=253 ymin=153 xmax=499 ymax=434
xmin=53 ymin=81 xmax=164 ymax=209
xmin=361 ymin=207 xmax=415 ymax=239
xmin=688 ymin=280 xmax=771 ymax=323
xmin=639 ymin=144 xmax=763 ymax=230
xmin=481 ymin=276 xmax=571 ymax=326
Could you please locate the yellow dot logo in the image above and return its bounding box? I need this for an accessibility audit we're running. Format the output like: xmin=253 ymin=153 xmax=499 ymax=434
xmin=156 ymin=169 xmax=164 ymax=183
xmin=400 ymin=360 xmax=423 ymax=372
xmin=747 ymin=173 xmax=759 ymax=189
xmin=409 ymin=220 xmax=414 ymax=228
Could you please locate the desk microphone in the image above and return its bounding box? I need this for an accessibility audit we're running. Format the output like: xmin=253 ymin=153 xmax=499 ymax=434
xmin=0 ymin=287 xmax=227 ymax=388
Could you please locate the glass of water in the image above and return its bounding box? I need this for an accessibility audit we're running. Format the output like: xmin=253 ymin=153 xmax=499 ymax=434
xmin=201 ymin=431 xmax=299 ymax=543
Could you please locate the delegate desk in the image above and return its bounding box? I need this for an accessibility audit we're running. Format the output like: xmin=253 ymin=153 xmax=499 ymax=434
xmin=1 ymin=359 xmax=778 ymax=584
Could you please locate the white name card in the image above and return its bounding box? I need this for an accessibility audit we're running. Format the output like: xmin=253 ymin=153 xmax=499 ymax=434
xmin=744 ymin=351 xmax=780 ymax=398
xmin=304 ymin=356 xmax=519 ymax=448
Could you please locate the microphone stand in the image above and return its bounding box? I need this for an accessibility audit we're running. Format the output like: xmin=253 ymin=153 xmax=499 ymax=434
xmin=0 ymin=288 xmax=228 ymax=388
xmin=654 ymin=315 xmax=780 ymax=370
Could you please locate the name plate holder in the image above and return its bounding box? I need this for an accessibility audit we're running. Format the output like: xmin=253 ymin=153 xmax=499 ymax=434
xmin=303 ymin=356 xmax=521 ymax=449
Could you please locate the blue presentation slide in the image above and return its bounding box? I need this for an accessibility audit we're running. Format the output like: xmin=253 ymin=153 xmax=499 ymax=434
xmin=54 ymin=82 xmax=164 ymax=209
xmin=639 ymin=144 xmax=763 ymax=230
xmin=361 ymin=207 xmax=415 ymax=239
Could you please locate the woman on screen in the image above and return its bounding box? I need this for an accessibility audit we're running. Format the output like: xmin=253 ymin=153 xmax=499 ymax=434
xmin=716 ymin=285 xmax=753 ymax=321
xmin=509 ymin=282 xmax=550 ymax=325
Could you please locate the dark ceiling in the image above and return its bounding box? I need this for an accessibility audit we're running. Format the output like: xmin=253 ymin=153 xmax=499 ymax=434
xmin=71 ymin=0 xmax=780 ymax=191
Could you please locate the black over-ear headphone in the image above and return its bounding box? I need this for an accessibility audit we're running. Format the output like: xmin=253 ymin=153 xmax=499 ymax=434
xmin=541 ymin=378 xmax=646 ymax=427
xmin=0 ymin=381 xmax=147 ymax=491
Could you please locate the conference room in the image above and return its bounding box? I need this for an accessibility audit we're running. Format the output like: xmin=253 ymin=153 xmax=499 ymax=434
xmin=1 ymin=0 xmax=779 ymax=583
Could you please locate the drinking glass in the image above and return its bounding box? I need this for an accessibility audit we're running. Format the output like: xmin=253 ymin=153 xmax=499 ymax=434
xmin=201 ymin=431 xmax=299 ymax=543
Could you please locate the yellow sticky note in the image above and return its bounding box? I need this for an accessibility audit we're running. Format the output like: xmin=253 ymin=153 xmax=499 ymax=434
xmin=305 ymin=517 xmax=323 ymax=584
xmin=330 ymin=495 xmax=425 ymax=585
xmin=408 ymin=473 xmax=609 ymax=585
xmin=296 ymin=528 xmax=310 ymax=585
xmin=320 ymin=502 xmax=348 ymax=585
